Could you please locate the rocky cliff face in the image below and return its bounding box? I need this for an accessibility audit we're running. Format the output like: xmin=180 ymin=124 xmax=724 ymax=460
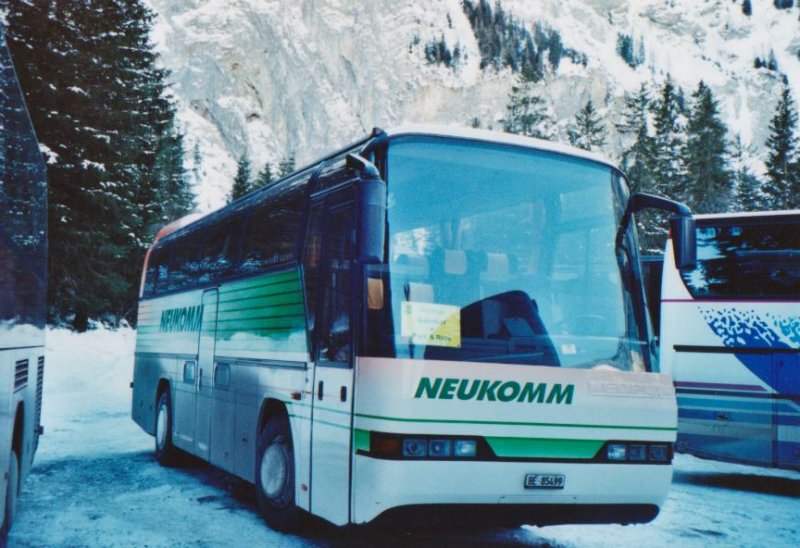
xmin=147 ymin=0 xmax=800 ymax=210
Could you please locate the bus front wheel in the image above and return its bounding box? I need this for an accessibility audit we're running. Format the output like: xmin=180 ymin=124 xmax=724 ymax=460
xmin=154 ymin=389 xmax=179 ymax=466
xmin=255 ymin=416 xmax=301 ymax=532
xmin=1 ymin=448 xmax=20 ymax=541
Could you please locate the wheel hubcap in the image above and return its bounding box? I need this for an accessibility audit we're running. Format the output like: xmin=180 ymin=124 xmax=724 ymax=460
xmin=260 ymin=442 xmax=287 ymax=500
xmin=156 ymin=403 xmax=167 ymax=449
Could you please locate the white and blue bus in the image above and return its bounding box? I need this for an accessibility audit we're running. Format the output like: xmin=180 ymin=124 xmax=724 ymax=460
xmin=132 ymin=126 xmax=695 ymax=531
xmin=0 ymin=23 xmax=47 ymax=541
xmin=660 ymin=210 xmax=799 ymax=470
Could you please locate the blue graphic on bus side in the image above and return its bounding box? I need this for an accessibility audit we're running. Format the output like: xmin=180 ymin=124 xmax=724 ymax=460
xmin=700 ymin=307 xmax=800 ymax=399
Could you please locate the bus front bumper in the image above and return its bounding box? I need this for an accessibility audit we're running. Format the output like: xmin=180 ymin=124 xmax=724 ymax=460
xmin=351 ymin=455 xmax=672 ymax=526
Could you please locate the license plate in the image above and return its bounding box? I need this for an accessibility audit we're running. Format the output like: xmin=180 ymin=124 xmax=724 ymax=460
xmin=524 ymin=473 xmax=565 ymax=489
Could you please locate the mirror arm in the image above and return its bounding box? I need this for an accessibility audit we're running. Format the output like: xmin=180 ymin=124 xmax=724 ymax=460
xmin=616 ymin=193 xmax=692 ymax=247
xmin=346 ymin=153 xmax=381 ymax=179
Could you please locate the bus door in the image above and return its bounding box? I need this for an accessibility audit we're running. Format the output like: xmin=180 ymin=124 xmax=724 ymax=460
xmin=195 ymin=288 xmax=219 ymax=460
xmin=308 ymin=195 xmax=356 ymax=526
xmin=776 ymin=352 xmax=800 ymax=468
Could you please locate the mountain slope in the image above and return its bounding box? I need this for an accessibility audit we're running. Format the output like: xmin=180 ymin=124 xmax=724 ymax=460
xmin=147 ymin=0 xmax=800 ymax=211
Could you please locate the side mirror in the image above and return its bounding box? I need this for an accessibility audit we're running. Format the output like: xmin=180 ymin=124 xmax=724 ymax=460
xmin=669 ymin=214 xmax=696 ymax=269
xmin=347 ymin=154 xmax=386 ymax=263
xmin=617 ymin=192 xmax=696 ymax=269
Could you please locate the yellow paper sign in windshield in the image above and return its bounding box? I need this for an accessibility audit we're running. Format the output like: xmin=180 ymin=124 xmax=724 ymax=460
xmin=401 ymin=302 xmax=461 ymax=348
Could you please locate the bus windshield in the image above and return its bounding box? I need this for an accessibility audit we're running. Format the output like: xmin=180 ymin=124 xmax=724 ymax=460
xmin=364 ymin=136 xmax=647 ymax=371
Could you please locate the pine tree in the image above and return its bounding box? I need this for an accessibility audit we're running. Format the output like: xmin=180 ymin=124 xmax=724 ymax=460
xmin=731 ymin=136 xmax=762 ymax=212
xmin=102 ymin=0 xmax=193 ymax=322
xmin=547 ymin=30 xmax=564 ymax=71
xmin=763 ymin=87 xmax=799 ymax=209
xmin=192 ymin=142 xmax=203 ymax=187
xmin=652 ymin=75 xmax=688 ymax=200
xmin=616 ymin=85 xmax=665 ymax=252
xmin=616 ymin=33 xmax=644 ymax=68
xmin=568 ymin=100 xmax=607 ymax=151
xmin=152 ymin=123 xmax=194 ymax=225
xmin=616 ymin=34 xmax=634 ymax=67
xmin=229 ymin=153 xmax=252 ymax=202
xmin=6 ymin=0 xmax=193 ymax=326
xmin=616 ymin=84 xmax=656 ymax=194
xmin=683 ymin=81 xmax=732 ymax=214
xmin=767 ymin=50 xmax=778 ymax=71
xmin=255 ymin=162 xmax=274 ymax=190
xmin=502 ymin=78 xmax=555 ymax=140
xmin=462 ymin=1 xmax=580 ymax=82
xmin=278 ymin=153 xmax=296 ymax=177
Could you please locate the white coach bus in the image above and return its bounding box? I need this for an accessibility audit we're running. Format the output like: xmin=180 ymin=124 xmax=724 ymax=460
xmin=131 ymin=126 xmax=695 ymax=531
xmin=1 ymin=23 xmax=47 ymax=541
xmin=660 ymin=210 xmax=799 ymax=471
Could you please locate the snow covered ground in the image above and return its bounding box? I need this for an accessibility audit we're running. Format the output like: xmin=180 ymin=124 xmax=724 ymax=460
xmin=7 ymin=328 xmax=800 ymax=547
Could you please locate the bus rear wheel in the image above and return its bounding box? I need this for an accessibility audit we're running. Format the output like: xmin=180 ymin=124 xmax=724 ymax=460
xmin=1 ymin=449 xmax=20 ymax=541
xmin=255 ymin=416 xmax=301 ymax=532
xmin=154 ymin=389 xmax=179 ymax=466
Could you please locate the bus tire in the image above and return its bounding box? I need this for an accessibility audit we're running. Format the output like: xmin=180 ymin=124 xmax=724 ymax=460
xmin=255 ymin=415 xmax=301 ymax=532
xmin=154 ymin=389 xmax=179 ymax=466
xmin=1 ymin=449 xmax=20 ymax=541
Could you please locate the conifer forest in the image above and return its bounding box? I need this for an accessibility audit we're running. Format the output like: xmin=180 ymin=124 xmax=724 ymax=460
xmin=4 ymin=0 xmax=800 ymax=327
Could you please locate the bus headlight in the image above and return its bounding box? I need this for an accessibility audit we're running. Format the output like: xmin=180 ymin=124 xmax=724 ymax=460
xmin=428 ymin=439 xmax=452 ymax=458
xmin=368 ymin=432 xmax=481 ymax=459
xmin=649 ymin=444 xmax=669 ymax=462
xmin=600 ymin=441 xmax=673 ymax=463
xmin=453 ymin=439 xmax=478 ymax=458
xmin=402 ymin=439 xmax=428 ymax=458
xmin=606 ymin=443 xmax=627 ymax=461
xmin=628 ymin=444 xmax=647 ymax=461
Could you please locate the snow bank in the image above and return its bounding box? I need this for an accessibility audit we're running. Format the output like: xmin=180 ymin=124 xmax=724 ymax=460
xmin=38 ymin=327 xmax=141 ymax=460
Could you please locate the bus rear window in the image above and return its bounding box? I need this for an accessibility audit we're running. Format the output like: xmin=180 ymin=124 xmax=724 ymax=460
xmin=679 ymin=217 xmax=800 ymax=300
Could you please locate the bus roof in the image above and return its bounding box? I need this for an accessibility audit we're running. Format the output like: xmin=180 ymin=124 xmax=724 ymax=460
xmin=151 ymin=125 xmax=622 ymax=246
xmin=693 ymin=209 xmax=800 ymax=220
xmin=153 ymin=213 xmax=206 ymax=242
xmin=380 ymin=124 xmax=620 ymax=171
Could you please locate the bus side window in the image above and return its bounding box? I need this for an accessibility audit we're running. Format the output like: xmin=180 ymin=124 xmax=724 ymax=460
xmin=198 ymin=217 xmax=241 ymax=284
xmin=318 ymin=203 xmax=354 ymax=365
xmin=239 ymin=186 xmax=304 ymax=274
xmin=154 ymin=243 xmax=173 ymax=295
xmin=145 ymin=245 xmax=165 ymax=297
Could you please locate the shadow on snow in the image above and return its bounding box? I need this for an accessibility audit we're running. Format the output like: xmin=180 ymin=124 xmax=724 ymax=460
xmin=674 ymin=470 xmax=800 ymax=498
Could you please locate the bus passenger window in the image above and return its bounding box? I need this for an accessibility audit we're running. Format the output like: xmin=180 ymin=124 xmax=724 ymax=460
xmin=239 ymin=187 xmax=304 ymax=274
xmin=198 ymin=217 xmax=241 ymax=284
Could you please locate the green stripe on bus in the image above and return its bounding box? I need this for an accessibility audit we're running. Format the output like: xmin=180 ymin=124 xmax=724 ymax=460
xmin=217 ymin=305 xmax=305 ymax=323
xmin=485 ymin=437 xmax=604 ymax=459
xmin=354 ymin=412 xmax=676 ymax=432
xmin=219 ymin=274 xmax=302 ymax=299
xmin=353 ymin=428 xmax=371 ymax=452
xmin=218 ymin=296 xmax=304 ymax=314
xmin=220 ymin=268 xmax=298 ymax=290
xmin=218 ymin=284 xmax=303 ymax=306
